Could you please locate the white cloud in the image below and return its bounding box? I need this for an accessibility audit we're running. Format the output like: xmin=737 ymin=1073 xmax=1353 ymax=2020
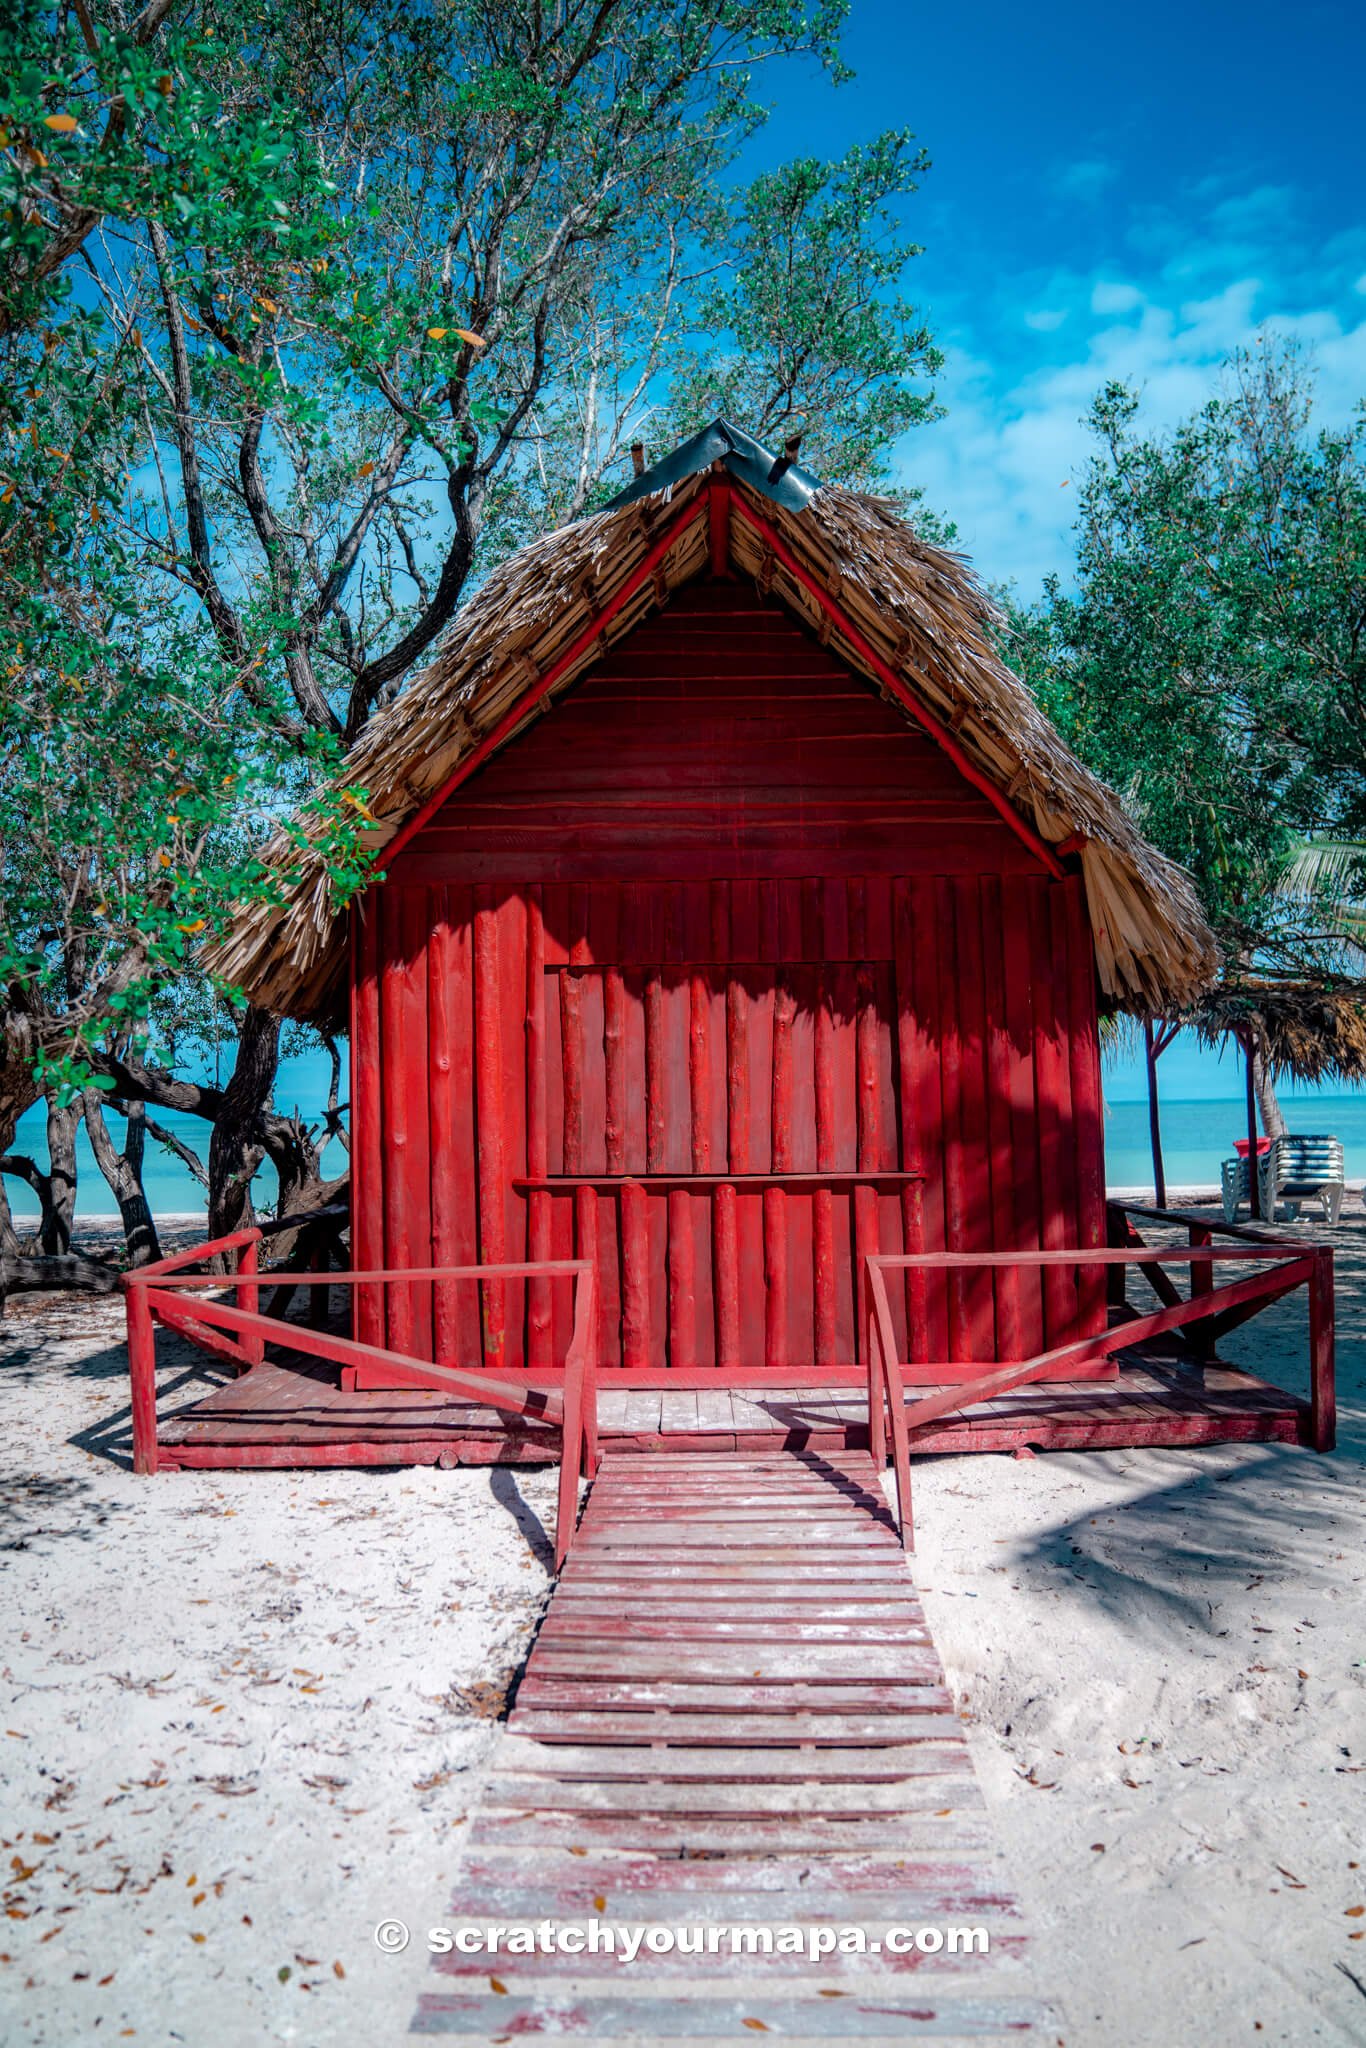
xmin=1055 ymin=159 xmax=1120 ymax=202
xmin=1173 ymin=277 xmax=1263 ymax=350
xmin=1205 ymin=185 xmax=1297 ymax=239
xmin=896 ymin=188 xmax=1366 ymax=599
xmin=1090 ymin=279 xmax=1144 ymax=316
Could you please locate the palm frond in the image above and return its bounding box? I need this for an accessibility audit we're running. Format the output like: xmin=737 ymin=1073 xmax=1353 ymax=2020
xmin=1272 ymin=836 xmax=1366 ymax=955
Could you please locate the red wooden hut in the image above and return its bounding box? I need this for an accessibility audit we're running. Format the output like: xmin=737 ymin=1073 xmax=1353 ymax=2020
xmin=211 ymin=421 xmax=1224 ymax=1401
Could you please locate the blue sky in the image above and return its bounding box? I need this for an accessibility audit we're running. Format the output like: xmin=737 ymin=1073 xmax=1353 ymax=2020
xmin=743 ymin=1 xmax=1366 ymax=1110
xmin=745 ymin=0 xmax=1366 ymax=597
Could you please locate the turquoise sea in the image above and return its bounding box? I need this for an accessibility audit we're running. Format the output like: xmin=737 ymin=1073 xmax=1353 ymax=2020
xmin=5 ymin=1045 xmax=346 ymax=1224
xmin=1100 ymin=1092 xmax=1366 ymax=1191
xmin=6 ymin=1032 xmax=1365 ymax=1222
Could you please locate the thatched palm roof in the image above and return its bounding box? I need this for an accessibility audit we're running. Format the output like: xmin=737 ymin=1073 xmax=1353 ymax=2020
xmin=209 ymin=420 xmax=1217 ymax=1025
xmin=1188 ymin=976 xmax=1366 ymax=1082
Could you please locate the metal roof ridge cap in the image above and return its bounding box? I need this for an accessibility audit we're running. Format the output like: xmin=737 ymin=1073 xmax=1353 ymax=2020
xmin=603 ymin=417 xmax=820 ymax=513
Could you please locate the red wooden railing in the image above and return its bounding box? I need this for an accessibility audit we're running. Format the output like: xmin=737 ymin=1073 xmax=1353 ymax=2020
xmin=120 ymin=1240 xmax=599 ymax=1567
xmin=865 ymin=1204 xmax=1335 ymax=1551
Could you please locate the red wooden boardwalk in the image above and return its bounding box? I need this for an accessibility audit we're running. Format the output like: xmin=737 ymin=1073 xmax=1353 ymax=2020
xmin=152 ymin=1350 xmax=1308 ymax=1469
xmin=413 ymin=1450 xmax=1060 ymax=2040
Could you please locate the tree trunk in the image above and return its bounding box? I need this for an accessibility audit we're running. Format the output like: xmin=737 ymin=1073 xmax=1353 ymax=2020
xmin=0 ymin=1020 xmax=47 ymax=1273
xmin=0 ymin=1172 xmax=19 ymax=1259
xmin=0 ymin=1156 xmax=51 ymax=1248
xmin=259 ymin=1174 xmax=351 ymax=1323
xmin=43 ymin=1096 xmax=80 ymax=1255
xmin=208 ymin=1006 xmax=281 ymax=1242
xmin=1251 ymin=1040 xmax=1288 ymax=1141
xmin=1243 ymin=1031 xmax=1263 ymax=1220
xmin=84 ymin=1094 xmax=162 ymax=1268
xmin=0 ymin=1251 xmax=118 ymax=1301
xmin=3 ymin=1099 xmax=83 ymax=1256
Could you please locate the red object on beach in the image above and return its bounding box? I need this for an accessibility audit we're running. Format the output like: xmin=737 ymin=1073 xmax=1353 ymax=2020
xmin=1233 ymin=1136 xmax=1272 ymax=1158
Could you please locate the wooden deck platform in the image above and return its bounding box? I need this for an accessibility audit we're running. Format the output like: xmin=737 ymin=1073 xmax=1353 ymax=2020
xmin=152 ymin=1346 xmax=1311 ymax=1469
xmin=413 ymin=1449 xmax=1062 ymax=2040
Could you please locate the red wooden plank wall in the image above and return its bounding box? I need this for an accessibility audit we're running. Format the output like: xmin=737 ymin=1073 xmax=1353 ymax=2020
xmin=348 ymin=583 xmax=1107 ymax=1380
xmin=384 ymin=585 xmax=1042 ymax=884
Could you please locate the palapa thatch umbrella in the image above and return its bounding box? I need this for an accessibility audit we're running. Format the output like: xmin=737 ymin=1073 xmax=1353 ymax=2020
xmin=1188 ymin=976 xmax=1366 ymax=1085
xmin=1182 ymin=975 xmax=1366 ymax=1215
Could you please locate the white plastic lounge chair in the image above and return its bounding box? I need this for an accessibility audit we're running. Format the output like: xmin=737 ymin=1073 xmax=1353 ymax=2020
xmin=1258 ymin=1134 xmax=1346 ymax=1225
xmin=1220 ymin=1154 xmax=1251 ymax=1224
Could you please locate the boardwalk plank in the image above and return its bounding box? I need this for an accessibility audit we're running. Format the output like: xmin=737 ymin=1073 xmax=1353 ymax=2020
xmin=514 ymin=1674 xmax=949 ymax=1709
xmin=468 ymin=1811 xmax=995 ymax=1852
xmin=525 ymin=1647 xmax=943 ymax=1680
xmin=537 ymin=1619 xmax=932 ymax=1645
xmin=491 ymin=1739 xmax=971 ymax=1779
xmin=483 ymin=1773 xmax=982 ymax=1815
xmin=451 ymin=1848 xmax=1021 ymax=1901
xmin=504 ymin=1709 xmax=961 ymax=1745
xmin=547 ymin=1588 xmax=926 ymax=1610
xmin=430 ymin=1939 xmax=1030 ymax=1978
xmin=413 ymin=1987 xmax=1061 ymax=2039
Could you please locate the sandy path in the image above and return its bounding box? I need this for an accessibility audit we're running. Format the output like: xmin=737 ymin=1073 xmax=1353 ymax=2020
xmin=909 ymin=1207 xmax=1366 ymax=2047
xmin=1 ymin=1207 xmax=1363 ymax=2046
xmin=0 ymin=1306 xmax=559 ymax=2045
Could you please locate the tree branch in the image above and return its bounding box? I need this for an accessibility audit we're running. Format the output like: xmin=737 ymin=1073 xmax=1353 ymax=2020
xmin=237 ymin=407 xmax=342 ymax=733
xmin=147 ymin=220 xmax=247 ymax=663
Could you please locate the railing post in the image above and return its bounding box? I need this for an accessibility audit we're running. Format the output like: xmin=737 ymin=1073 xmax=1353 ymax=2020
xmin=867 ymin=1298 xmax=887 ymax=1471
xmin=239 ymin=1236 xmax=265 ymax=1367
xmin=556 ymin=1361 xmax=582 ymax=1573
xmin=582 ymin=1270 xmax=600 ymax=1480
xmin=1188 ymin=1222 xmax=1214 ymax=1358
xmin=124 ymin=1282 xmax=158 ymax=1475
xmin=555 ymin=1268 xmax=594 ymax=1570
xmin=1105 ymin=1204 xmax=1128 ymax=1310
xmin=1309 ymin=1245 xmax=1336 ymax=1453
xmin=886 ymin=1355 xmax=914 ymax=1554
xmin=583 ymin=1390 xmax=600 ymax=1479
xmin=867 ymin=1260 xmax=913 ymax=1551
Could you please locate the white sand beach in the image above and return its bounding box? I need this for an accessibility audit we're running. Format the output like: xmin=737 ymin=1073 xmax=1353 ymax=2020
xmin=0 ymin=1209 xmax=1362 ymax=2047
